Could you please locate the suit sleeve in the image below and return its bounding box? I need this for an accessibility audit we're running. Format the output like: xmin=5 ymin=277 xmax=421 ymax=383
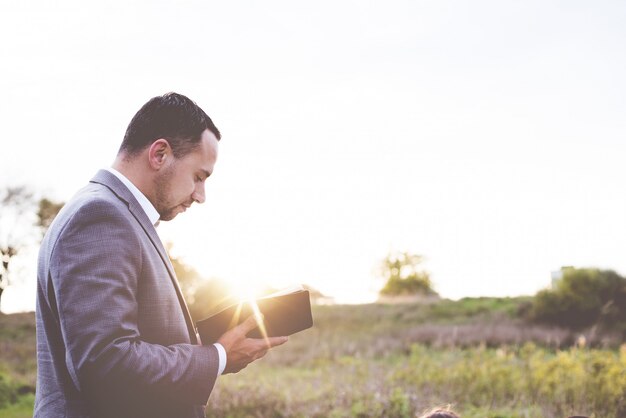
xmin=49 ymin=199 xmax=219 ymax=405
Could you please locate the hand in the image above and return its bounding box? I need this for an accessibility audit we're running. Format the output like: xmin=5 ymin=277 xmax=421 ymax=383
xmin=217 ymin=314 xmax=288 ymax=374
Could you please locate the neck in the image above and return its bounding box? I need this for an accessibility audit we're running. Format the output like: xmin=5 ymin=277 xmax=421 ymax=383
xmin=111 ymin=155 xmax=156 ymax=204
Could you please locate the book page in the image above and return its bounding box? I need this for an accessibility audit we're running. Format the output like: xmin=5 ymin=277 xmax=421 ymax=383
xmin=260 ymin=284 xmax=305 ymax=299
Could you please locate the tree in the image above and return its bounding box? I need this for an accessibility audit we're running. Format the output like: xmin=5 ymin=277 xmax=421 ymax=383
xmin=0 ymin=186 xmax=63 ymax=310
xmin=529 ymin=267 xmax=626 ymax=332
xmin=378 ymin=251 xmax=437 ymax=297
xmin=37 ymin=198 xmax=65 ymax=234
xmin=0 ymin=187 xmax=36 ymax=309
xmin=167 ymin=243 xmax=203 ymax=304
xmin=167 ymin=244 xmax=234 ymax=322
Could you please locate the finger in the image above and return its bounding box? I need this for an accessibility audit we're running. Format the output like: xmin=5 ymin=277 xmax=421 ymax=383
xmin=238 ymin=314 xmax=262 ymax=335
xmin=246 ymin=335 xmax=288 ymax=348
xmin=265 ymin=336 xmax=289 ymax=348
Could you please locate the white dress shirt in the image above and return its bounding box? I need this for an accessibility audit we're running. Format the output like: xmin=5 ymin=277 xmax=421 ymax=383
xmin=105 ymin=167 xmax=227 ymax=377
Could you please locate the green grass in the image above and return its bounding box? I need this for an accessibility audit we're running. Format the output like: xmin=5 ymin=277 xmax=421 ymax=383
xmin=0 ymin=394 xmax=35 ymax=418
xmin=428 ymin=296 xmax=532 ymax=320
xmin=208 ymin=343 xmax=625 ymax=418
xmin=1 ymin=298 xmax=624 ymax=417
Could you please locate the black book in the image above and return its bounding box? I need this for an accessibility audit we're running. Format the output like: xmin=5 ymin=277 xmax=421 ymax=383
xmin=196 ymin=286 xmax=314 ymax=345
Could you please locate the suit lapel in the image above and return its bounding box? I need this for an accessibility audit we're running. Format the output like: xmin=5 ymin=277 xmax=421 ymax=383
xmin=90 ymin=170 xmax=199 ymax=344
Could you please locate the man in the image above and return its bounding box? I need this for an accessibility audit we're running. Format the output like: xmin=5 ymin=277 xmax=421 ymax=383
xmin=35 ymin=93 xmax=288 ymax=418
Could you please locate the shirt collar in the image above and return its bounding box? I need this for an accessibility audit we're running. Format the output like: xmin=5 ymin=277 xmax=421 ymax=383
xmin=105 ymin=167 xmax=161 ymax=227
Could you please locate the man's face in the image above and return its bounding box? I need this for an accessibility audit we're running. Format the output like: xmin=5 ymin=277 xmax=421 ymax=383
xmin=154 ymin=129 xmax=219 ymax=221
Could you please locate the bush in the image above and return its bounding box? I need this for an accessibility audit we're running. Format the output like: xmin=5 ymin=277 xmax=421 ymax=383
xmin=529 ymin=268 xmax=626 ymax=331
xmin=379 ymin=252 xmax=437 ymax=296
xmin=210 ymin=343 xmax=626 ymax=418
xmin=0 ymin=372 xmax=17 ymax=409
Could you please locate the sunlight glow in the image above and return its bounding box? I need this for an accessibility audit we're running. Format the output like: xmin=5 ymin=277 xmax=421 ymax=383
xmin=224 ymin=298 xmax=270 ymax=344
xmin=2 ymin=1 xmax=626 ymax=314
xmin=226 ymin=280 xmax=265 ymax=303
xmin=227 ymin=302 xmax=244 ymax=331
xmin=221 ymin=280 xmax=271 ymax=343
xmin=247 ymin=299 xmax=270 ymax=345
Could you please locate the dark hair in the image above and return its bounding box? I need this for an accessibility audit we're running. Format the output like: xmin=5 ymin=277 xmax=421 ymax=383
xmin=418 ymin=407 xmax=460 ymax=418
xmin=119 ymin=92 xmax=221 ymax=158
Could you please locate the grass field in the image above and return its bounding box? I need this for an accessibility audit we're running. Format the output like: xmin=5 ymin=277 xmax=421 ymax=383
xmin=1 ymin=298 xmax=624 ymax=417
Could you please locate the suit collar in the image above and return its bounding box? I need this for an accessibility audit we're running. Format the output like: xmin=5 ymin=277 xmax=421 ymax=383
xmin=90 ymin=169 xmax=138 ymax=210
xmin=90 ymin=169 xmax=160 ymax=243
xmin=89 ymin=169 xmax=199 ymax=344
xmin=105 ymin=167 xmax=160 ymax=227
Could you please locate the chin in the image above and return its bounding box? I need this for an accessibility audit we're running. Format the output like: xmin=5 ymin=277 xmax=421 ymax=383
xmin=159 ymin=212 xmax=177 ymax=222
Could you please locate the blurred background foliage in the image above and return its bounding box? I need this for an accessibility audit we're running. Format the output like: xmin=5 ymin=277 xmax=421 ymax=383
xmin=4 ymin=296 xmax=626 ymax=417
xmin=378 ymin=252 xmax=437 ymax=298
xmin=527 ymin=267 xmax=626 ymax=333
xmin=1 ymin=185 xmax=625 ymax=417
xmin=0 ymin=186 xmax=63 ymax=311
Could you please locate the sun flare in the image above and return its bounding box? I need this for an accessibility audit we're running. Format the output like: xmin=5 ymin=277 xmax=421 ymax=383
xmin=248 ymin=299 xmax=270 ymax=344
xmin=225 ymin=278 xmax=266 ymax=303
xmin=224 ymin=281 xmax=270 ymax=344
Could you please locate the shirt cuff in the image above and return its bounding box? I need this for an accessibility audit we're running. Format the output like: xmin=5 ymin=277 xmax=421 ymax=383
xmin=213 ymin=343 xmax=227 ymax=376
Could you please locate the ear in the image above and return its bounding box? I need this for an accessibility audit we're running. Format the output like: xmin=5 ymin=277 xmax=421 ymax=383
xmin=148 ymin=139 xmax=172 ymax=170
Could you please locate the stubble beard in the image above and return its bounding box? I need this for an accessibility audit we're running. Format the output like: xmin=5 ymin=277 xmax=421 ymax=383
xmin=154 ymin=165 xmax=178 ymax=221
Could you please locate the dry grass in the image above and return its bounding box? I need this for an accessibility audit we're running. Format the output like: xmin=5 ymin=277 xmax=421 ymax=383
xmin=1 ymin=298 xmax=624 ymax=417
xmin=0 ymin=312 xmax=37 ymax=387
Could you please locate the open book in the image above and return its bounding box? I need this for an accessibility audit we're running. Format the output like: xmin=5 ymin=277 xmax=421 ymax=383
xmin=196 ymin=285 xmax=314 ymax=345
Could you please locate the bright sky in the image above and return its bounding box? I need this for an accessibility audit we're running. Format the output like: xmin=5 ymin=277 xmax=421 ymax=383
xmin=1 ymin=0 xmax=625 ymax=313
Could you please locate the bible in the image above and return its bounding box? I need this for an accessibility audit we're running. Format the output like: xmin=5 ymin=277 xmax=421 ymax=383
xmin=196 ymin=285 xmax=314 ymax=345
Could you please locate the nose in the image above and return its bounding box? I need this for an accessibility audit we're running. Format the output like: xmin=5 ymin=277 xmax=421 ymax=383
xmin=192 ymin=182 xmax=206 ymax=204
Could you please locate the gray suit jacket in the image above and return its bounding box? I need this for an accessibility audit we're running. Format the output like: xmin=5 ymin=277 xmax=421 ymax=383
xmin=35 ymin=170 xmax=219 ymax=418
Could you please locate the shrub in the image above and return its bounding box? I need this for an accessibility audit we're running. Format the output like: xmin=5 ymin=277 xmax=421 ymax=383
xmin=529 ymin=268 xmax=626 ymax=331
xmin=0 ymin=372 xmax=17 ymax=409
xmin=379 ymin=252 xmax=437 ymax=296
